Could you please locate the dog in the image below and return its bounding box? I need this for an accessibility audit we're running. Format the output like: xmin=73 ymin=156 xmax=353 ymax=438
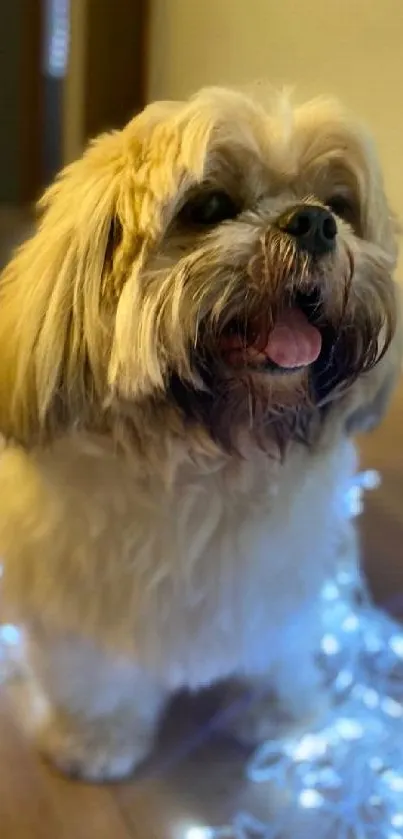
xmin=0 ymin=87 xmax=400 ymax=781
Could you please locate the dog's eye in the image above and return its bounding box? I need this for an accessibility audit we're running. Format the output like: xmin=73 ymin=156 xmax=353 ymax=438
xmin=180 ymin=190 xmax=239 ymax=226
xmin=326 ymin=195 xmax=356 ymax=226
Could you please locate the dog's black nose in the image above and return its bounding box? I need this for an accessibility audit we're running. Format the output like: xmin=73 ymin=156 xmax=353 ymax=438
xmin=279 ymin=205 xmax=337 ymax=255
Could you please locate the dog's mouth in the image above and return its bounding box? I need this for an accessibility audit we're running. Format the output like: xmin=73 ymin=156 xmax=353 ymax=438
xmin=219 ymin=291 xmax=329 ymax=375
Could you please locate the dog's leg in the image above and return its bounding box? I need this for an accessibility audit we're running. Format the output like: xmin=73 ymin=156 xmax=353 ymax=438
xmin=222 ymin=520 xmax=360 ymax=746
xmin=218 ymin=604 xmax=335 ymax=746
xmin=8 ymin=630 xmax=167 ymax=781
xmin=219 ymin=656 xmax=327 ymax=747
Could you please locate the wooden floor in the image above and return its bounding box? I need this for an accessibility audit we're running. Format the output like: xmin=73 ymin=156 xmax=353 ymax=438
xmin=0 ymin=213 xmax=402 ymax=837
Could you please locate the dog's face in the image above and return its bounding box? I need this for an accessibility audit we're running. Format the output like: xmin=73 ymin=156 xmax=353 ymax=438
xmin=0 ymin=88 xmax=399 ymax=452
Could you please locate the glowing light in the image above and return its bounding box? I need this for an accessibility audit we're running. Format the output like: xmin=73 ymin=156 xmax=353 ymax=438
xmin=364 ymin=470 xmax=381 ymax=489
xmin=321 ymin=581 xmax=340 ymax=601
xmin=381 ymin=697 xmax=403 ymax=719
xmin=185 ymin=827 xmax=214 ymax=839
xmin=291 ymin=734 xmax=327 ymax=762
xmin=391 ymin=813 xmax=403 ymax=828
xmin=336 ymin=568 xmax=357 ymax=586
xmin=298 ymin=789 xmax=324 ymax=809
xmin=389 ymin=635 xmax=403 ymax=658
xmin=333 ymin=668 xmax=354 ymax=691
xmin=383 ymin=772 xmax=403 ymax=793
xmin=321 ymin=634 xmax=340 ymax=655
xmin=335 ymin=717 xmax=364 ymax=741
xmin=341 ymin=613 xmax=360 ymax=633
xmin=360 ymin=687 xmax=380 ymax=709
xmin=0 ymin=624 xmax=21 ymax=646
xmin=44 ymin=0 xmax=69 ymax=78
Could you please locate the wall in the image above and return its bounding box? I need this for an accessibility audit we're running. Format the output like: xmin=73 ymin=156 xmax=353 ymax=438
xmin=64 ymin=0 xmax=146 ymax=164
xmin=63 ymin=0 xmax=88 ymax=164
xmin=147 ymin=0 xmax=403 ymax=260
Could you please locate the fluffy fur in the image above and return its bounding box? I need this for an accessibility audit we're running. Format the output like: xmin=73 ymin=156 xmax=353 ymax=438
xmin=0 ymin=87 xmax=400 ymax=780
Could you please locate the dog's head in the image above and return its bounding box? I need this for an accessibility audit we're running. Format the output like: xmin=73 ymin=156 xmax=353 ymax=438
xmin=0 ymin=88 xmax=400 ymax=454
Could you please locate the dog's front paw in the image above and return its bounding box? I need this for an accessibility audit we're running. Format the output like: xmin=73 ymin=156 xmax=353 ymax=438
xmin=227 ymin=696 xmax=287 ymax=747
xmin=219 ymin=678 xmax=331 ymax=748
xmin=217 ymin=683 xmax=288 ymax=746
xmin=37 ymin=712 xmax=153 ymax=782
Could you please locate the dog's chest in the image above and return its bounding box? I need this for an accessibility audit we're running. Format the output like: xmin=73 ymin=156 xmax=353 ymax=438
xmin=51 ymin=438 xmax=355 ymax=615
xmin=121 ymin=437 xmax=357 ymax=685
xmin=0 ymin=434 xmax=357 ymax=687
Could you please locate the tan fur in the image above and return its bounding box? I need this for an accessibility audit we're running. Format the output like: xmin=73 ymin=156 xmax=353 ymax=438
xmin=0 ymin=88 xmax=400 ymax=780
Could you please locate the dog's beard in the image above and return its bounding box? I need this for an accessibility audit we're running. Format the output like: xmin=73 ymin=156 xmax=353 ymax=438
xmin=147 ymin=226 xmax=396 ymax=453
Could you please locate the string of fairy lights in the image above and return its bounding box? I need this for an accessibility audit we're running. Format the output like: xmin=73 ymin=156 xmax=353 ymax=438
xmin=186 ymin=472 xmax=403 ymax=839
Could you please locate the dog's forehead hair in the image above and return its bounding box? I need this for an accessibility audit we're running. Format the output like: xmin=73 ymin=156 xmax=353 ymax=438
xmin=128 ymin=88 xmax=369 ymax=197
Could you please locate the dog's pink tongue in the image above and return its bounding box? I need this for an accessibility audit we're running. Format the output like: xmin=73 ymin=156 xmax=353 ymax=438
xmin=264 ymin=308 xmax=322 ymax=368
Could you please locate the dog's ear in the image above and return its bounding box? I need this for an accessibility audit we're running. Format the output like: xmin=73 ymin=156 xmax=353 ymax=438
xmin=0 ymin=130 xmax=132 ymax=444
xmin=345 ymin=282 xmax=403 ymax=435
xmin=345 ymin=355 xmax=400 ymax=434
xmin=344 ymin=127 xmax=402 ymax=435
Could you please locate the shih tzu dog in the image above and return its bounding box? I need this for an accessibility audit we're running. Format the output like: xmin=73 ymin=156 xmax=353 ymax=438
xmin=0 ymin=87 xmax=400 ymax=781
